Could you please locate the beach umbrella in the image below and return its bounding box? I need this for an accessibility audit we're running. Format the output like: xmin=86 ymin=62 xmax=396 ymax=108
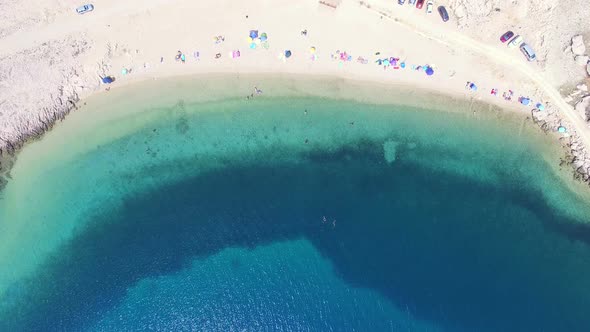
xmin=425 ymin=67 xmax=434 ymax=76
xmin=400 ymin=62 xmax=406 ymax=69
xmin=536 ymin=103 xmax=545 ymax=111
xmin=260 ymin=32 xmax=268 ymax=41
xmin=469 ymin=83 xmax=477 ymax=91
xmin=520 ymin=97 xmax=530 ymax=105
xmin=101 ymin=76 xmax=114 ymax=84
xmin=310 ymin=46 xmax=316 ymax=53
xmin=249 ymin=30 xmax=259 ymax=39
xmin=558 ymin=126 xmax=567 ymax=133
xmin=285 ymin=50 xmax=292 ymax=58
xmin=250 ymin=43 xmax=257 ymax=49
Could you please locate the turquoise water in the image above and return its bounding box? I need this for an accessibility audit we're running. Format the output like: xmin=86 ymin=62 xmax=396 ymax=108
xmin=1 ymin=92 xmax=590 ymax=331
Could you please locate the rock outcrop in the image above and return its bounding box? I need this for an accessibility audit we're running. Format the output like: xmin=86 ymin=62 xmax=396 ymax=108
xmin=0 ymin=35 xmax=96 ymax=157
xmin=575 ymin=55 xmax=589 ymax=66
xmin=572 ymin=35 xmax=586 ymax=56
xmin=574 ymin=96 xmax=590 ymax=121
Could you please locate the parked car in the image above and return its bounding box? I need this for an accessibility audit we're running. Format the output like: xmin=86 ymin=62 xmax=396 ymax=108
xmin=508 ymin=35 xmax=523 ymax=48
xmin=416 ymin=0 xmax=425 ymax=9
xmin=408 ymin=0 xmax=417 ymax=5
xmin=398 ymin=0 xmax=405 ymax=4
xmin=520 ymin=43 xmax=537 ymax=61
xmin=426 ymin=1 xmax=434 ymax=14
xmin=76 ymin=4 xmax=94 ymax=14
xmin=500 ymin=31 xmax=514 ymax=43
xmin=438 ymin=6 xmax=449 ymax=22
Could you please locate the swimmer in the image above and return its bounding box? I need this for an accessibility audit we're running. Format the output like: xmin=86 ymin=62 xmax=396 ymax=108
xmin=304 ymin=109 xmax=308 ymax=115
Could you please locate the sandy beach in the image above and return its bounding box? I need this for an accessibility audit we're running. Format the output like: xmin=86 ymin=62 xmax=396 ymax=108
xmin=1 ymin=0 xmax=590 ymax=183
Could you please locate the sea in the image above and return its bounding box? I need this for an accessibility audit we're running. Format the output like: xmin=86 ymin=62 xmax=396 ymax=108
xmin=1 ymin=76 xmax=590 ymax=331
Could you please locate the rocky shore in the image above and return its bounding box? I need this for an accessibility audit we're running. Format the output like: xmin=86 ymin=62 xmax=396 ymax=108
xmin=0 ymin=34 xmax=98 ymax=191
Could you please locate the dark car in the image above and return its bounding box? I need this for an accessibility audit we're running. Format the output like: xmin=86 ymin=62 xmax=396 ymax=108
xmin=438 ymin=6 xmax=449 ymax=21
xmin=500 ymin=31 xmax=514 ymax=43
xmin=416 ymin=0 xmax=425 ymax=9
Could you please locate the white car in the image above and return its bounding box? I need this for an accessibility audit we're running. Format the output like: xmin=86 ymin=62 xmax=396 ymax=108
xmin=508 ymin=35 xmax=523 ymax=49
xmin=76 ymin=4 xmax=94 ymax=14
xmin=426 ymin=1 xmax=434 ymax=14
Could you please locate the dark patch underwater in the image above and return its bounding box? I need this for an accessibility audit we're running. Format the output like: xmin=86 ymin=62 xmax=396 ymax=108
xmin=2 ymin=139 xmax=590 ymax=332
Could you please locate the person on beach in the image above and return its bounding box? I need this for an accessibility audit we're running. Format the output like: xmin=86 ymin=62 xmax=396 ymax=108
xmin=254 ymin=87 xmax=263 ymax=95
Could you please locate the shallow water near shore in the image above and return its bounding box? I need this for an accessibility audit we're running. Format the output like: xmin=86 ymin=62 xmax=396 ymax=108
xmin=1 ymin=76 xmax=590 ymax=331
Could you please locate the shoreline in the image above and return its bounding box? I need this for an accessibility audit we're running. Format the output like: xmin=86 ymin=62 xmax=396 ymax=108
xmin=6 ymin=72 xmax=590 ymax=207
xmin=2 ymin=70 xmax=590 ymax=193
xmin=1 ymin=0 xmax=589 ymax=189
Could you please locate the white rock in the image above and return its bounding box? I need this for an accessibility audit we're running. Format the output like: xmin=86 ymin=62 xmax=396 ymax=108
xmin=574 ymin=96 xmax=590 ymax=121
xmin=575 ymin=55 xmax=590 ymax=66
xmin=572 ymin=35 xmax=586 ymax=56
xmin=577 ymin=84 xmax=589 ymax=92
xmin=564 ymin=96 xmax=574 ymax=103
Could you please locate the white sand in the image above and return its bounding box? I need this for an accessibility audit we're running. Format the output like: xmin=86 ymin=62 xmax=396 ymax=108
xmin=0 ymin=0 xmax=589 ymax=175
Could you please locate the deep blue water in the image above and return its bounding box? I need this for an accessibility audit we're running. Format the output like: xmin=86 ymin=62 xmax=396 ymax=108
xmin=2 ymin=96 xmax=590 ymax=331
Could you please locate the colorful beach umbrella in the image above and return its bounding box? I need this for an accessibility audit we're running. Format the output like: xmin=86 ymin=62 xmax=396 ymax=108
xmin=285 ymin=50 xmax=292 ymax=58
xmin=260 ymin=32 xmax=268 ymax=41
xmin=536 ymin=103 xmax=545 ymax=111
xmin=425 ymin=67 xmax=434 ymax=76
xmin=249 ymin=30 xmax=259 ymax=39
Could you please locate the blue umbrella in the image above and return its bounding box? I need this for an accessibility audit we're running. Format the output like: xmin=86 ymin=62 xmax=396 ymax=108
xmin=285 ymin=50 xmax=292 ymax=58
xmin=249 ymin=30 xmax=259 ymax=39
xmin=558 ymin=126 xmax=567 ymax=133
xmin=425 ymin=67 xmax=434 ymax=76
xmin=536 ymin=103 xmax=545 ymax=111
xmin=260 ymin=32 xmax=268 ymax=41
xmin=469 ymin=83 xmax=477 ymax=91
xmin=520 ymin=97 xmax=530 ymax=106
xmin=101 ymin=76 xmax=114 ymax=84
